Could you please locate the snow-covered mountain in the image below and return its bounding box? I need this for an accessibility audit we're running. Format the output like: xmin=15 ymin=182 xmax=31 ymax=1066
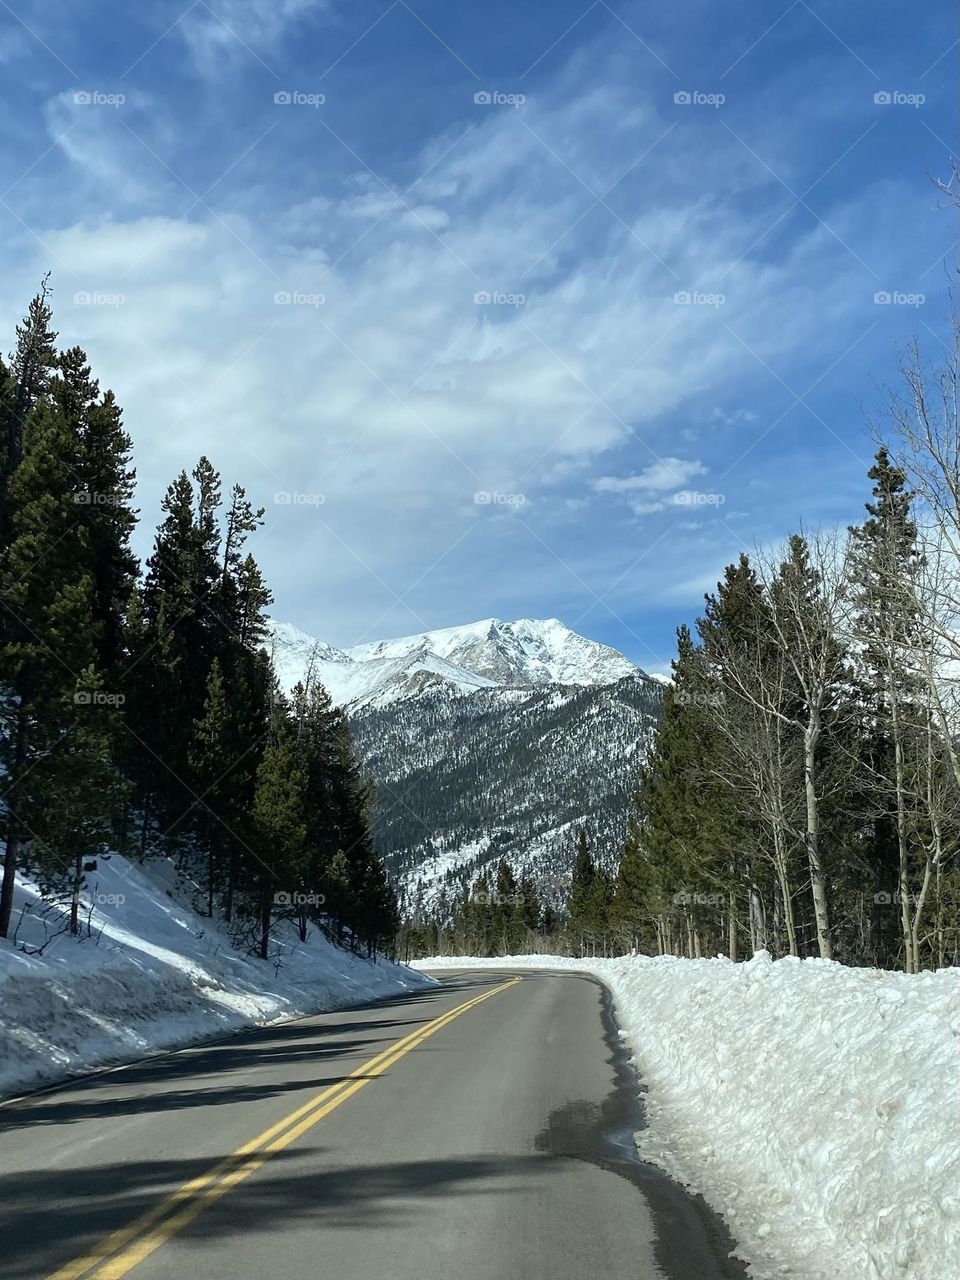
xmin=266 ymin=616 xmax=663 ymax=917
xmin=353 ymin=674 xmax=664 ymax=915
xmin=266 ymin=616 xmax=642 ymax=710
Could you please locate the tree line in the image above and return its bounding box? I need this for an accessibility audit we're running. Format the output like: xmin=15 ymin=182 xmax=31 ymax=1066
xmin=616 ymin=337 xmax=960 ymax=971
xmin=0 ymin=283 xmax=397 ymax=960
xmin=398 ymin=320 xmax=960 ymax=974
xmin=396 ymin=829 xmax=618 ymax=959
xmin=398 ymin=856 xmax=561 ymax=959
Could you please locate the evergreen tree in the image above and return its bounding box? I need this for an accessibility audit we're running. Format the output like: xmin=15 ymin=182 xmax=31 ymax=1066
xmin=567 ymin=828 xmax=597 ymax=953
xmin=189 ymin=659 xmax=242 ymax=917
xmin=848 ymin=448 xmax=928 ymax=969
xmin=697 ymin=554 xmax=784 ymax=957
xmin=586 ymin=865 xmax=615 ymax=955
xmin=614 ymin=628 xmax=721 ymax=957
xmin=0 ymin=288 xmax=403 ymax=964
xmin=0 ymin=396 xmax=109 ymax=934
xmin=250 ymin=706 xmax=306 ymax=959
xmin=130 ymin=463 xmax=223 ymax=852
xmin=54 ymin=347 xmax=138 ymax=679
xmin=323 ymin=849 xmax=352 ymax=945
xmin=766 ymin=534 xmax=851 ymax=959
xmin=0 ymin=281 xmax=57 ymax=536
xmin=517 ymin=874 xmax=541 ymax=934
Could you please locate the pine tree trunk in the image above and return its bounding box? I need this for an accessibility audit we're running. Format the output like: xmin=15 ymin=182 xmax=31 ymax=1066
xmin=770 ymin=787 xmax=798 ymax=956
xmin=772 ymin=823 xmax=798 ymax=956
xmin=119 ymin=795 xmax=130 ymax=854
xmin=890 ymin=694 xmax=915 ymax=973
xmin=224 ymin=848 xmax=236 ymax=923
xmin=139 ymin=799 xmax=151 ymax=857
xmin=70 ymin=850 xmax=82 ymax=934
xmin=259 ymin=896 xmax=271 ymax=960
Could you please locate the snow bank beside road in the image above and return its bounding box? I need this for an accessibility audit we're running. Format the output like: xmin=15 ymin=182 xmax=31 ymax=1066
xmin=416 ymin=953 xmax=960 ymax=1280
xmin=0 ymin=854 xmax=434 ymax=1098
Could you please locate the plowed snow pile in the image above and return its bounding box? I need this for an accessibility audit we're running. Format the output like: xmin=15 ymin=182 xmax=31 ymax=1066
xmin=0 ymin=853 xmax=433 ymax=1097
xmin=417 ymin=952 xmax=960 ymax=1280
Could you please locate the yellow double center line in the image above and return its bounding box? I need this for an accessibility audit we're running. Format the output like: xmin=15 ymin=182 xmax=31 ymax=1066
xmin=47 ymin=975 xmax=521 ymax=1280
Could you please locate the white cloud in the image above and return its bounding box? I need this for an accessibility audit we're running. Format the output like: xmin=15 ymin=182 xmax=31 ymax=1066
xmin=709 ymin=407 xmax=760 ymax=427
xmin=5 ymin=67 xmax=903 ymax=643
xmin=593 ymin=457 xmax=707 ymax=494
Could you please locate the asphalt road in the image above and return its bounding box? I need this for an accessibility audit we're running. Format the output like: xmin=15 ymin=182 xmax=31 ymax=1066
xmin=0 ymin=969 xmax=746 ymax=1280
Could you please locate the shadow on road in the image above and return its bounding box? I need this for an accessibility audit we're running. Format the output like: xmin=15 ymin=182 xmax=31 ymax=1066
xmin=0 ymin=1149 xmax=543 ymax=1280
xmin=0 ymin=974 xmax=500 ymax=1131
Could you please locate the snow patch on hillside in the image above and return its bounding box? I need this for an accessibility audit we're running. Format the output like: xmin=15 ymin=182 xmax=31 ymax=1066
xmin=416 ymin=953 xmax=960 ymax=1280
xmin=0 ymin=854 xmax=434 ymax=1098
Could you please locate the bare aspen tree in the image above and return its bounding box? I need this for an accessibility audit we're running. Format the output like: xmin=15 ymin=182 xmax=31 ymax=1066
xmin=886 ymin=534 xmax=959 ymax=968
xmin=697 ymin=539 xmax=851 ymax=960
xmin=703 ymin=649 xmax=803 ymax=957
xmin=739 ymin=533 xmax=854 ymax=959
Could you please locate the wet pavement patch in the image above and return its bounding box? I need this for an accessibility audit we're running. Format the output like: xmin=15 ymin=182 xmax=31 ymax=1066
xmin=535 ymin=978 xmax=749 ymax=1280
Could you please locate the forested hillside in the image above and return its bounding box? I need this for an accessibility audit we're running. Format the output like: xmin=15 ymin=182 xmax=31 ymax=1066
xmin=617 ymin=391 xmax=960 ymax=971
xmin=0 ymin=284 xmax=397 ymax=961
xmin=352 ymin=671 xmax=662 ymax=905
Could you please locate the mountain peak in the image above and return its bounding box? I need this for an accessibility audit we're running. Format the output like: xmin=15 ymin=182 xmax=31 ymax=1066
xmin=266 ymin=616 xmax=642 ymax=709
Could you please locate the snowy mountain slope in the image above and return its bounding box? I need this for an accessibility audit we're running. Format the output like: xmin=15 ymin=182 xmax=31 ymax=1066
xmin=0 ymin=854 xmax=433 ymax=1097
xmin=346 ymin=616 xmax=640 ymax=689
xmin=266 ymin=620 xmax=353 ymax=696
xmin=352 ymin=673 xmax=663 ymax=916
xmin=265 ymin=616 xmax=663 ymax=918
xmin=266 ymin=616 xmax=641 ymax=710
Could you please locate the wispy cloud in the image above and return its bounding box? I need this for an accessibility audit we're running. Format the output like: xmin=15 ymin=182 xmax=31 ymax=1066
xmin=0 ymin=0 xmax=951 ymax=660
xmin=593 ymin=458 xmax=707 ymax=494
xmin=180 ymin=0 xmax=336 ymax=74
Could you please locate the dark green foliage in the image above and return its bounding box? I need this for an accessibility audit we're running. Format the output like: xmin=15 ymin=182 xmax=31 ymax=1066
xmin=846 ymin=448 xmax=924 ymax=965
xmin=0 ymin=279 xmax=58 ymax=537
xmin=0 ymin=288 xmax=398 ymax=961
xmin=562 ymin=828 xmax=614 ymax=953
xmin=613 ymin=626 xmax=729 ymax=957
xmin=440 ymin=859 xmax=536 ymax=957
xmin=611 ymin=453 xmax=960 ymax=971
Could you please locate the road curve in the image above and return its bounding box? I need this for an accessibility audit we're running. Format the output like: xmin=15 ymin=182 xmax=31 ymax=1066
xmin=0 ymin=969 xmax=746 ymax=1280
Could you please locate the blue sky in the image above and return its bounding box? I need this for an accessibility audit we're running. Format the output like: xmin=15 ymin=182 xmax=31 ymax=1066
xmin=0 ymin=0 xmax=956 ymax=675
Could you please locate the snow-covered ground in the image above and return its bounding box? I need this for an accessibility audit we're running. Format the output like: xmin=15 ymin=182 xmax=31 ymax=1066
xmin=415 ymin=953 xmax=960 ymax=1280
xmin=401 ymin=826 xmax=580 ymax=915
xmin=0 ymin=854 xmax=434 ymax=1098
